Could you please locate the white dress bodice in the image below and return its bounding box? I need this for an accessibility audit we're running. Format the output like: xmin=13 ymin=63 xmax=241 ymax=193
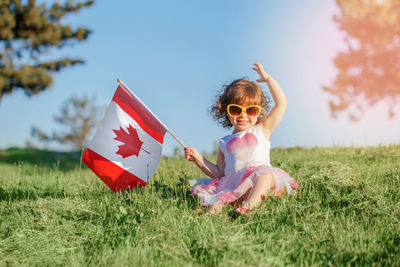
xmin=219 ymin=124 xmax=271 ymax=175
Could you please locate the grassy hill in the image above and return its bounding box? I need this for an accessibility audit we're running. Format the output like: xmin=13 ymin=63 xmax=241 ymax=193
xmin=0 ymin=145 xmax=399 ymax=266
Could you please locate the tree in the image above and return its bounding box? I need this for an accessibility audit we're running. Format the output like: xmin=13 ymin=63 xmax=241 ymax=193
xmin=31 ymin=95 xmax=101 ymax=150
xmin=0 ymin=0 xmax=94 ymax=98
xmin=323 ymin=0 xmax=400 ymax=120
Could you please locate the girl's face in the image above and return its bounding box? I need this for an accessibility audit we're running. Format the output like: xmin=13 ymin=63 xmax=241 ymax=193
xmin=227 ymin=103 xmax=261 ymax=132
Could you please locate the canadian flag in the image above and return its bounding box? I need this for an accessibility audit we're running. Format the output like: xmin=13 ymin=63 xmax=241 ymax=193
xmin=83 ymin=84 xmax=167 ymax=192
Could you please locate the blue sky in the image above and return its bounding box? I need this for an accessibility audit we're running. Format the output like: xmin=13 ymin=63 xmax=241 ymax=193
xmin=0 ymin=0 xmax=399 ymax=155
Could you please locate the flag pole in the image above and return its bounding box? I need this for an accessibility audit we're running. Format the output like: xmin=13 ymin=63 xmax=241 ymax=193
xmin=117 ymin=78 xmax=186 ymax=148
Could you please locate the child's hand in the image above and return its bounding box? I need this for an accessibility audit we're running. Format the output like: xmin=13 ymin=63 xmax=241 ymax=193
xmin=252 ymin=62 xmax=270 ymax=82
xmin=183 ymin=147 xmax=201 ymax=162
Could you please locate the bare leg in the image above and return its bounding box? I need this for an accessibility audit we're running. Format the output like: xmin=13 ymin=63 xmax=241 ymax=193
xmin=242 ymin=173 xmax=275 ymax=209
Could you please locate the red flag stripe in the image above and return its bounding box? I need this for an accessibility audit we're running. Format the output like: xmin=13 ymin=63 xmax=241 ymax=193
xmin=113 ymin=85 xmax=166 ymax=144
xmin=83 ymin=148 xmax=147 ymax=192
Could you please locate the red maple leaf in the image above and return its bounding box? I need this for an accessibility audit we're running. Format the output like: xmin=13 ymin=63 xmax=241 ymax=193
xmin=113 ymin=124 xmax=150 ymax=158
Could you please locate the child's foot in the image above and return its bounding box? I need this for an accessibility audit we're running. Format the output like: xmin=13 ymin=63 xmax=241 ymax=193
xmin=229 ymin=206 xmax=249 ymax=219
xmin=207 ymin=203 xmax=223 ymax=215
xmin=235 ymin=206 xmax=249 ymax=217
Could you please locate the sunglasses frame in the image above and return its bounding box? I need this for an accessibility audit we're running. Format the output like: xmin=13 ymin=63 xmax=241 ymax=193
xmin=227 ymin=104 xmax=262 ymax=118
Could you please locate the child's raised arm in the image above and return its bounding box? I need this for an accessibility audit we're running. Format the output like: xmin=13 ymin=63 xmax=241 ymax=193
xmin=253 ymin=62 xmax=288 ymax=140
xmin=184 ymin=147 xmax=225 ymax=179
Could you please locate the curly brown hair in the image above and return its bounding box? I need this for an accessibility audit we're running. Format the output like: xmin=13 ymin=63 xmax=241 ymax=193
xmin=211 ymin=78 xmax=271 ymax=128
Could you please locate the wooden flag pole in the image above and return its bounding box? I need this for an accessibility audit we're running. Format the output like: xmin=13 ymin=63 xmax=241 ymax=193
xmin=117 ymin=78 xmax=186 ymax=148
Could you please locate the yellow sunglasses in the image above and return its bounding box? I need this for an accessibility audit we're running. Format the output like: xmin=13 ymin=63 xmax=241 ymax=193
xmin=227 ymin=104 xmax=262 ymax=118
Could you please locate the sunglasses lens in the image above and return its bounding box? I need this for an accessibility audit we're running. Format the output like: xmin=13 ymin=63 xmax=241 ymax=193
xmin=228 ymin=105 xmax=242 ymax=116
xmin=246 ymin=106 xmax=260 ymax=117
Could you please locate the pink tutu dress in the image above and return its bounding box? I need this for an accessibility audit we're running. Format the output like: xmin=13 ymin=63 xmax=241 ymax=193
xmin=190 ymin=124 xmax=299 ymax=206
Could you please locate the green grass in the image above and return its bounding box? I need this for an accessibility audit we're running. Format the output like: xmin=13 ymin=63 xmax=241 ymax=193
xmin=0 ymin=145 xmax=399 ymax=266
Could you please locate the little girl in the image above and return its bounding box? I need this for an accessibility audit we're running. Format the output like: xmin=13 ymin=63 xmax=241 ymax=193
xmin=184 ymin=62 xmax=299 ymax=217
